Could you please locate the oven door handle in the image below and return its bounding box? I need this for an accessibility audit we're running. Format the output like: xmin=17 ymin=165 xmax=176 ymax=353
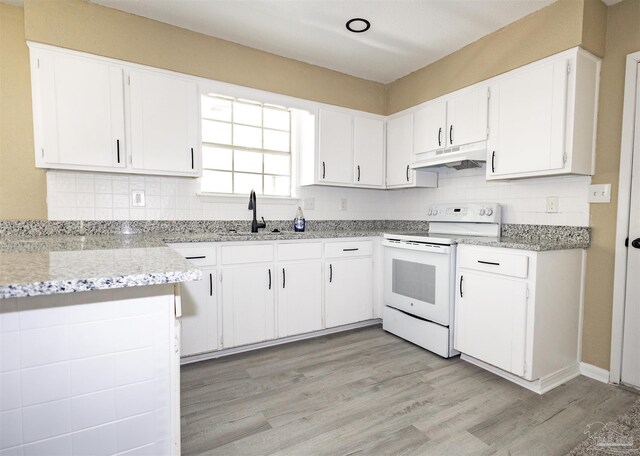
xmin=382 ymin=239 xmax=450 ymax=254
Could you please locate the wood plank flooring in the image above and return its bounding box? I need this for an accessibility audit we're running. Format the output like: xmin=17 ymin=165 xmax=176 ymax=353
xmin=181 ymin=326 xmax=638 ymax=455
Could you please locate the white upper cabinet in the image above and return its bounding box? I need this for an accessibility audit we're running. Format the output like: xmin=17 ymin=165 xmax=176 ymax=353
xmin=29 ymin=43 xmax=202 ymax=177
xmin=32 ymin=50 xmax=126 ymax=169
xmin=413 ymin=87 xmax=488 ymax=155
xmin=386 ymin=114 xmax=438 ymax=189
xmin=413 ymin=100 xmax=446 ymax=154
xmin=487 ymin=48 xmax=600 ymax=179
xmin=353 ymin=116 xmax=384 ymax=187
xmin=129 ymin=70 xmax=199 ymax=176
xmin=302 ymin=107 xmax=386 ymax=189
xmin=317 ymin=108 xmax=354 ymax=185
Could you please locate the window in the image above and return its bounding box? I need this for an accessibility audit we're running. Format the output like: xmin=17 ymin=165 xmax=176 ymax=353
xmin=200 ymin=94 xmax=292 ymax=196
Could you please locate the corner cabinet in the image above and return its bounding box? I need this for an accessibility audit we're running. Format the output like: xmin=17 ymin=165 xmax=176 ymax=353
xmin=29 ymin=43 xmax=201 ymax=177
xmin=454 ymin=245 xmax=584 ymax=394
xmin=487 ymin=48 xmax=600 ymax=179
xmin=301 ymin=108 xmax=385 ymax=189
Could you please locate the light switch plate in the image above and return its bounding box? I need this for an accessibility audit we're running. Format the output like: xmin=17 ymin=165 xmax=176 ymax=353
xmin=131 ymin=190 xmax=146 ymax=207
xmin=589 ymin=184 xmax=611 ymax=203
xmin=303 ymin=197 xmax=315 ymax=210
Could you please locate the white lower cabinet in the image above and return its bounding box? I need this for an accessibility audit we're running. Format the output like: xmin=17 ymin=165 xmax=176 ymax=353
xmin=454 ymin=245 xmax=584 ymax=393
xmin=277 ymin=262 xmax=323 ymax=337
xmin=180 ymin=268 xmax=219 ymax=356
xmin=222 ymin=264 xmax=276 ymax=348
xmin=325 ymin=257 xmax=374 ymax=327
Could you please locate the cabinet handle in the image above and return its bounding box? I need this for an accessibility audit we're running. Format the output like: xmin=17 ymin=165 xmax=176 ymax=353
xmin=116 ymin=139 xmax=121 ymax=164
xmin=438 ymin=127 xmax=442 ymax=147
xmin=491 ymin=151 xmax=496 ymax=173
xmin=343 ymin=248 xmax=359 ymax=252
xmin=406 ymin=165 xmax=410 ymax=182
xmin=322 ymin=161 xmax=326 ymax=179
xmin=268 ymin=269 xmax=271 ymax=290
xmin=459 ymin=275 xmax=464 ymax=298
xmin=209 ymin=273 xmax=213 ymax=296
xmin=190 ymin=148 xmax=194 ymax=170
xmin=357 ymin=165 xmax=361 ymax=182
xmin=185 ymin=255 xmax=206 ymax=260
xmin=477 ymin=260 xmax=500 ymax=266
xmin=449 ymin=125 xmax=453 ymax=145
xmin=282 ymin=268 xmax=286 ymax=288
xmin=329 ymin=264 xmax=333 ymax=283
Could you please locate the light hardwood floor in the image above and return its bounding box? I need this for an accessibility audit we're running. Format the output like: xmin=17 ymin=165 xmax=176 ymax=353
xmin=181 ymin=326 xmax=638 ymax=455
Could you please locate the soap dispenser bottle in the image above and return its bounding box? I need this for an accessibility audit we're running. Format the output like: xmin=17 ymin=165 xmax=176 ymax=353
xmin=294 ymin=207 xmax=305 ymax=232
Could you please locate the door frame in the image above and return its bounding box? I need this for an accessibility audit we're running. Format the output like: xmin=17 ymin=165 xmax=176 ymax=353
xmin=610 ymin=50 xmax=640 ymax=384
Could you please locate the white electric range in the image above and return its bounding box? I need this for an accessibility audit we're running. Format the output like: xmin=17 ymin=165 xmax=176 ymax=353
xmin=382 ymin=203 xmax=501 ymax=357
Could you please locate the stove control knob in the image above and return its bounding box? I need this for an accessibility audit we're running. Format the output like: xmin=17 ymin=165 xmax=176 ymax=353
xmin=486 ymin=208 xmax=494 ymax=216
xmin=428 ymin=209 xmax=433 ymax=216
xmin=433 ymin=209 xmax=438 ymax=216
xmin=479 ymin=208 xmax=486 ymax=216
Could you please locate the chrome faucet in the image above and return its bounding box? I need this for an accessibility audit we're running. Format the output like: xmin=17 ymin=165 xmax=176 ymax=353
xmin=248 ymin=190 xmax=266 ymax=233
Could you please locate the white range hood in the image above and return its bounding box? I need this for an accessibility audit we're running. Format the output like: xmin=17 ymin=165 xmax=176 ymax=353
xmin=410 ymin=141 xmax=487 ymax=170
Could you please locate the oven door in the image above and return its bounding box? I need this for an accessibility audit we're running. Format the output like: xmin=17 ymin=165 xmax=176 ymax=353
xmin=383 ymin=240 xmax=454 ymax=326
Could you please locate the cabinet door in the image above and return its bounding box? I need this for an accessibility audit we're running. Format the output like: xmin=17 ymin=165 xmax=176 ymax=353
xmin=35 ymin=51 xmax=125 ymax=168
xmin=129 ymin=70 xmax=199 ymax=175
xmin=413 ymin=100 xmax=446 ymax=154
xmin=353 ymin=116 xmax=384 ymax=187
xmin=386 ymin=114 xmax=414 ymax=187
xmin=488 ymin=59 xmax=569 ymax=177
xmin=221 ymin=265 xmax=275 ymax=348
xmin=455 ymin=270 xmax=528 ymax=376
xmin=278 ymin=262 xmax=323 ymax=337
xmin=447 ymin=87 xmax=488 ymax=147
xmin=180 ymin=268 xmax=218 ymax=357
xmin=325 ymin=258 xmax=373 ymax=328
xmin=317 ymin=108 xmax=354 ymax=184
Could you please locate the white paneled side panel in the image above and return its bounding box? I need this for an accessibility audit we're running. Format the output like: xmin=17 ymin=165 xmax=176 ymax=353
xmin=0 ymin=285 xmax=177 ymax=455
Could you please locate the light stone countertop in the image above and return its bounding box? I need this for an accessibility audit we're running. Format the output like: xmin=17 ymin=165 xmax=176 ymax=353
xmin=0 ymin=226 xmax=590 ymax=299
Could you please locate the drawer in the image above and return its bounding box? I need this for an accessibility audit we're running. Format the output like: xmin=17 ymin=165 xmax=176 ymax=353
xmin=324 ymin=240 xmax=373 ymax=259
xmin=168 ymin=243 xmax=217 ymax=267
xmin=278 ymin=242 xmax=322 ymax=261
xmin=458 ymin=247 xmax=529 ymax=279
xmin=221 ymin=244 xmax=274 ymax=265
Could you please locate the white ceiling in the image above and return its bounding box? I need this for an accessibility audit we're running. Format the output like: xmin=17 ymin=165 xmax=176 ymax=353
xmin=92 ymin=0 xmax=557 ymax=83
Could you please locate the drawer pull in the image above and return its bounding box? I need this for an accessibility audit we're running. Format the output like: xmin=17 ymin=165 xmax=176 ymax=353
xmin=185 ymin=255 xmax=206 ymax=260
xmin=477 ymin=260 xmax=500 ymax=266
xmin=343 ymin=248 xmax=359 ymax=252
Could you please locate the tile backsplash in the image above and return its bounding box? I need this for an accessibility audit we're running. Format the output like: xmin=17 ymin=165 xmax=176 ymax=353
xmin=47 ymin=167 xmax=591 ymax=226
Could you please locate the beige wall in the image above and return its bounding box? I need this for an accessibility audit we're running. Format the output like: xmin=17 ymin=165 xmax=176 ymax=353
xmin=22 ymin=0 xmax=386 ymax=115
xmin=0 ymin=3 xmax=46 ymax=220
xmin=582 ymin=0 xmax=640 ymax=369
xmin=386 ymin=0 xmax=606 ymax=114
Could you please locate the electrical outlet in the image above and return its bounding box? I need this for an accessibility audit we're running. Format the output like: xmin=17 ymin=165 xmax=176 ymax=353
xmin=588 ymin=184 xmax=611 ymax=203
xmin=303 ymin=197 xmax=315 ymax=210
xmin=546 ymin=196 xmax=558 ymax=213
xmin=340 ymin=198 xmax=348 ymax=211
xmin=131 ymin=190 xmax=146 ymax=207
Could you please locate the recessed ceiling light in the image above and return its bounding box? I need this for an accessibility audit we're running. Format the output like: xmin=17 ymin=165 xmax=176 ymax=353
xmin=346 ymin=18 xmax=370 ymax=33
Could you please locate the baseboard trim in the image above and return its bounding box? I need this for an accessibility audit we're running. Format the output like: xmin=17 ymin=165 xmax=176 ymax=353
xmin=460 ymin=354 xmax=580 ymax=394
xmin=579 ymin=362 xmax=610 ymax=384
xmin=181 ymin=319 xmax=382 ymax=365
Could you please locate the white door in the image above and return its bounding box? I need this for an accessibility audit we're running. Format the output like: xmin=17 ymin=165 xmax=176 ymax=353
xmin=455 ymin=270 xmax=528 ymax=377
xmin=488 ymin=59 xmax=569 ymax=177
xmin=325 ymin=258 xmax=373 ymax=328
xmin=36 ymin=51 xmax=125 ymax=168
xmin=180 ymin=268 xmax=218 ymax=357
xmin=221 ymin=265 xmax=275 ymax=347
xmin=277 ymin=262 xmax=323 ymax=337
xmin=317 ymin=108 xmax=353 ymax=184
xmin=447 ymin=87 xmax=489 ymax=147
xmin=386 ymin=114 xmax=414 ymax=187
xmin=129 ymin=70 xmax=199 ymax=175
xmin=621 ymin=66 xmax=640 ymax=389
xmin=353 ymin=116 xmax=384 ymax=187
xmin=413 ymin=100 xmax=446 ymax=154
